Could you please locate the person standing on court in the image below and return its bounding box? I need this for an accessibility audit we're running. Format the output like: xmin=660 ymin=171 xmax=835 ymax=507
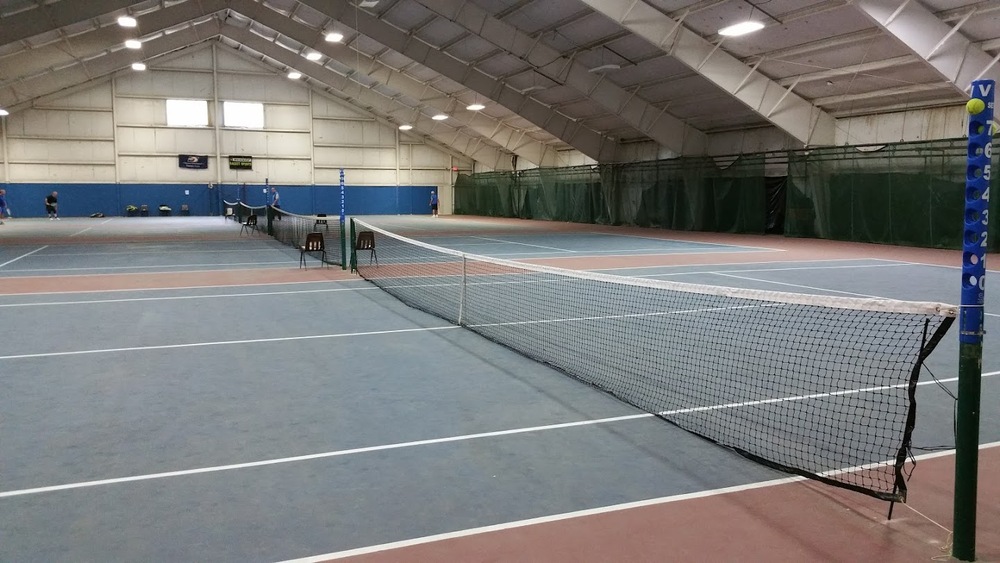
xmin=270 ymin=186 xmax=281 ymax=221
xmin=429 ymin=190 xmax=439 ymax=218
xmin=44 ymin=191 xmax=59 ymax=220
xmin=0 ymin=188 xmax=9 ymax=224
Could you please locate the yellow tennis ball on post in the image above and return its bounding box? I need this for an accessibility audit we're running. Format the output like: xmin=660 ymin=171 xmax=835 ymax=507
xmin=966 ymin=98 xmax=986 ymax=115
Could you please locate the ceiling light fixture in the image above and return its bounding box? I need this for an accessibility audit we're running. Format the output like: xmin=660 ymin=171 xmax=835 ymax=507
xmin=131 ymin=62 xmax=147 ymax=71
xmin=288 ymin=71 xmax=302 ymax=79
xmin=0 ymin=108 xmax=9 ymax=116
xmin=124 ymin=39 xmax=142 ymax=49
xmin=305 ymin=51 xmax=322 ymax=61
xmin=466 ymin=103 xmax=485 ymax=111
xmin=326 ymin=32 xmax=344 ymax=43
xmin=718 ymin=21 xmax=764 ymax=36
xmin=398 ymin=124 xmax=413 ymax=130
xmin=522 ymin=85 xmax=545 ymax=93
xmin=118 ymin=16 xmax=137 ymax=28
xmin=431 ymin=114 xmax=448 ymax=121
xmin=359 ymin=0 xmax=379 ymax=7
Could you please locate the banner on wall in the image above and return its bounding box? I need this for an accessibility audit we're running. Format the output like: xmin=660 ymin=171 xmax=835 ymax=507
xmin=229 ymin=155 xmax=253 ymax=170
xmin=178 ymin=154 xmax=208 ymax=169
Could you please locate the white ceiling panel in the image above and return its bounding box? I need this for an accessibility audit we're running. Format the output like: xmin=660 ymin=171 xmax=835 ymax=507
xmin=0 ymin=0 xmax=989 ymax=164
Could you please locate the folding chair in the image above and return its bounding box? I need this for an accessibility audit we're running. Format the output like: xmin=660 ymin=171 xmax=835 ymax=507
xmin=299 ymin=232 xmax=327 ymax=268
xmin=180 ymin=204 xmax=190 ymax=216
xmin=240 ymin=214 xmax=259 ymax=236
xmin=314 ymin=213 xmax=329 ymax=231
xmin=355 ymin=231 xmax=378 ymax=266
xmin=139 ymin=204 xmax=149 ymax=217
xmin=225 ymin=207 xmax=234 ymax=220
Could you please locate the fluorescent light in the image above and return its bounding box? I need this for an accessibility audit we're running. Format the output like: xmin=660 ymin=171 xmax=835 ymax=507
xmin=398 ymin=124 xmax=413 ymax=130
xmin=118 ymin=16 xmax=137 ymax=28
xmin=718 ymin=21 xmax=764 ymax=36
xmin=359 ymin=0 xmax=379 ymax=7
xmin=588 ymin=63 xmax=620 ymax=73
xmin=521 ymin=85 xmax=545 ymax=93
xmin=124 ymin=39 xmax=142 ymax=49
xmin=325 ymin=32 xmax=344 ymax=43
xmin=466 ymin=103 xmax=485 ymax=111
xmin=0 ymin=109 xmax=9 ymax=116
xmin=288 ymin=71 xmax=302 ymax=79
xmin=131 ymin=62 xmax=146 ymax=71
xmin=305 ymin=51 xmax=322 ymax=61
xmin=431 ymin=114 xmax=448 ymax=120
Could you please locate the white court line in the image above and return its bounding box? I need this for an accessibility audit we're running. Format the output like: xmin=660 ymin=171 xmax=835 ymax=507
xmin=1 ymin=261 xmax=294 ymax=273
xmin=0 ymin=278 xmax=363 ymax=297
xmin=0 ymin=286 xmax=379 ymax=308
xmin=712 ymin=271 xmax=1000 ymax=318
xmin=0 ymin=246 xmax=48 ymax=269
xmin=279 ymin=441 xmax=1000 ymax=562
xmin=0 ymin=266 xmax=319 ymax=281
xmin=632 ymin=262 xmax=913 ymax=277
xmin=69 ymin=217 xmax=114 ymax=237
xmin=0 ymin=414 xmax=652 ymax=498
xmin=469 ymin=235 xmax=575 ymax=253
xmin=41 ymin=248 xmax=272 ymax=257
xmin=714 ymin=272 xmax=891 ymax=299
xmin=599 ymin=231 xmax=783 ymax=252
xmin=591 ymin=258 xmax=881 ymax=272
xmin=0 ymin=325 xmax=459 ymax=361
xmin=1 ymin=372 xmax=993 ymax=500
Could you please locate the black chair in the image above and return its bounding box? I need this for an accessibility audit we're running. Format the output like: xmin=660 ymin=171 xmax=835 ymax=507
xmin=224 ymin=207 xmax=234 ymax=220
xmin=299 ymin=232 xmax=327 ymax=268
xmin=355 ymin=231 xmax=377 ymax=266
xmin=180 ymin=204 xmax=190 ymax=216
xmin=314 ymin=213 xmax=329 ymax=231
xmin=139 ymin=204 xmax=149 ymax=217
xmin=240 ymin=214 xmax=259 ymax=236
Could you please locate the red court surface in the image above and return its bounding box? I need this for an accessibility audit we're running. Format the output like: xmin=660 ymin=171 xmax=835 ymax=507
xmin=316 ymin=446 xmax=1000 ymax=563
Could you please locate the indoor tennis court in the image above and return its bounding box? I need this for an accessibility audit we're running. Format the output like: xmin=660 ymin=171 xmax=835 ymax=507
xmin=1 ymin=216 xmax=997 ymax=562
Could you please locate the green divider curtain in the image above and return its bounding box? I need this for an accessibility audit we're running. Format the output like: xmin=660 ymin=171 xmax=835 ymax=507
xmin=455 ymin=136 xmax=997 ymax=249
xmin=456 ymin=155 xmax=766 ymax=234
xmin=787 ymin=138 xmax=997 ymax=250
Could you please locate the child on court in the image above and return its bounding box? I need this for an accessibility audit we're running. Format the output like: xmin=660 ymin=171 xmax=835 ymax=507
xmin=44 ymin=191 xmax=59 ymax=220
xmin=0 ymin=188 xmax=8 ymax=224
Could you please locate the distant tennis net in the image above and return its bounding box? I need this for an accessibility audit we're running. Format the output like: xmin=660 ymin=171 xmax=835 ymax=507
xmin=351 ymin=218 xmax=955 ymax=502
xmin=267 ymin=207 xmax=345 ymax=267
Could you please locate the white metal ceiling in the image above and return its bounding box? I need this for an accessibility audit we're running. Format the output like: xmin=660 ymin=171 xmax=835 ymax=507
xmin=0 ymin=0 xmax=997 ymax=165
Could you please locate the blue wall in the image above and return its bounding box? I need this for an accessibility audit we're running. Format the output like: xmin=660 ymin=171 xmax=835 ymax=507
xmin=1 ymin=183 xmax=439 ymax=218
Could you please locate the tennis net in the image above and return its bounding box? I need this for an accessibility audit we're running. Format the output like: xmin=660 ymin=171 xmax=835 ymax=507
xmin=223 ymin=200 xmax=266 ymax=223
xmin=351 ymin=218 xmax=956 ymax=502
xmin=267 ymin=207 xmax=345 ymax=267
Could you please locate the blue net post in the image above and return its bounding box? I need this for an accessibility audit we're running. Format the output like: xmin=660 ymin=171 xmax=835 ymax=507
xmin=953 ymin=79 xmax=993 ymax=562
xmin=340 ymin=169 xmax=347 ymax=270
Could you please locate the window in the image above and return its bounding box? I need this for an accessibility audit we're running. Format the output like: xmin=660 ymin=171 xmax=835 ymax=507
xmin=223 ymin=101 xmax=264 ymax=129
xmin=166 ymin=99 xmax=208 ymax=127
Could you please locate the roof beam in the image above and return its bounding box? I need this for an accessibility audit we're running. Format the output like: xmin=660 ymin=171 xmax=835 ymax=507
xmin=855 ymin=0 xmax=1000 ymax=92
xmin=0 ymin=0 xmax=139 ymax=47
xmin=1 ymin=19 xmax=221 ymax=111
xmin=222 ymin=25 xmax=513 ymax=170
xmin=776 ymin=55 xmax=919 ymax=87
xmin=229 ymin=0 xmax=558 ymax=166
xmin=578 ymin=0 xmax=838 ymax=146
xmin=296 ymin=0 xmax=619 ymax=162
xmin=411 ymin=0 xmax=706 ymax=156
